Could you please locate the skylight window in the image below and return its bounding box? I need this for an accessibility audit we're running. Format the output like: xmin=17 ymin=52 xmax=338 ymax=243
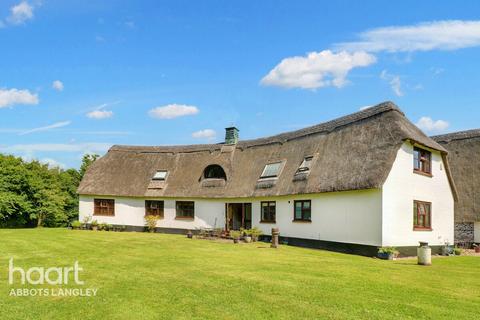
xmin=296 ymin=156 xmax=313 ymax=173
xmin=152 ymin=170 xmax=168 ymax=181
xmin=260 ymin=162 xmax=282 ymax=179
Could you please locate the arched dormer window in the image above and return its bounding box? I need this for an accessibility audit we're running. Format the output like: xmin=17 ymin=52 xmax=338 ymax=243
xmin=203 ymin=164 xmax=227 ymax=180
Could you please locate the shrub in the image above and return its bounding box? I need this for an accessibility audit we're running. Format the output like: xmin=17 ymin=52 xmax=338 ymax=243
xmin=229 ymin=230 xmax=241 ymax=240
xmin=106 ymin=224 xmax=113 ymax=231
xmin=144 ymin=215 xmax=159 ymax=232
xmin=378 ymin=247 xmax=399 ymax=256
xmin=71 ymin=221 xmax=82 ymax=229
xmin=454 ymin=247 xmax=463 ymax=256
xmin=99 ymin=223 xmax=108 ymax=231
xmin=250 ymin=227 xmax=262 ymax=241
xmin=91 ymin=220 xmax=98 ymax=227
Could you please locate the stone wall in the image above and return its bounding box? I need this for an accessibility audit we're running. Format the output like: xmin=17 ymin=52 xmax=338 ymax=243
xmin=454 ymin=222 xmax=474 ymax=245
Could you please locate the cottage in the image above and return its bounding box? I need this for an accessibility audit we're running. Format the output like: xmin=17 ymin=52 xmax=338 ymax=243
xmin=433 ymin=130 xmax=480 ymax=245
xmin=78 ymin=102 xmax=456 ymax=255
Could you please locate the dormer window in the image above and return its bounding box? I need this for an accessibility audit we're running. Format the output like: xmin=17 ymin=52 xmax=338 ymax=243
xmin=260 ymin=162 xmax=283 ymax=179
xmin=414 ymin=147 xmax=431 ymax=175
xmin=152 ymin=170 xmax=168 ymax=181
xmin=296 ymin=156 xmax=313 ymax=174
xmin=203 ymin=165 xmax=227 ymax=180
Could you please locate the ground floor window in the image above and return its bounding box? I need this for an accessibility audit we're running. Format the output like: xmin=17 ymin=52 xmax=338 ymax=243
xmin=294 ymin=200 xmax=311 ymax=222
xmin=414 ymin=201 xmax=432 ymax=230
xmin=145 ymin=200 xmax=164 ymax=217
xmin=261 ymin=201 xmax=276 ymax=223
xmin=176 ymin=201 xmax=195 ymax=219
xmin=94 ymin=199 xmax=115 ymax=216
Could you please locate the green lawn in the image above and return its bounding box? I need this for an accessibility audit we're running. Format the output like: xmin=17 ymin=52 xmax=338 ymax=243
xmin=0 ymin=229 xmax=479 ymax=320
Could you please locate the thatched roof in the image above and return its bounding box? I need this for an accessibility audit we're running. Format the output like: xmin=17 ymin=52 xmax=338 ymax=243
xmin=78 ymin=101 xmax=455 ymax=199
xmin=433 ymin=129 xmax=480 ymax=222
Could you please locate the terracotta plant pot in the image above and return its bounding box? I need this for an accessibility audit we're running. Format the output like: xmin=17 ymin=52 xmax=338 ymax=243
xmin=475 ymin=246 xmax=480 ymax=253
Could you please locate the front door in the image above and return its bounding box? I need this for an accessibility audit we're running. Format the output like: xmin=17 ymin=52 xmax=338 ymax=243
xmin=226 ymin=203 xmax=252 ymax=230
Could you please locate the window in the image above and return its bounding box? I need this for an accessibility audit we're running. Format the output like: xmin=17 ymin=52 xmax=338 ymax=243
xmin=414 ymin=201 xmax=432 ymax=230
xmin=413 ymin=147 xmax=431 ymax=175
xmin=176 ymin=201 xmax=195 ymax=219
xmin=94 ymin=199 xmax=115 ymax=216
xmin=152 ymin=170 xmax=168 ymax=181
xmin=145 ymin=200 xmax=164 ymax=217
xmin=260 ymin=162 xmax=282 ymax=179
xmin=261 ymin=201 xmax=276 ymax=223
xmin=296 ymin=156 xmax=313 ymax=173
xmin=294 ymin=200 xmax=311 ymax=222
xmin=203 ymin=165 xmax=227 ymax=180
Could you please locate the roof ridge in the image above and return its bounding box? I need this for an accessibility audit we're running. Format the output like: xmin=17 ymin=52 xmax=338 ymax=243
xmin=432 ymin=129 xmax=480 ymax=142
xmin=111 ymin=101 xmax=402 ymax=153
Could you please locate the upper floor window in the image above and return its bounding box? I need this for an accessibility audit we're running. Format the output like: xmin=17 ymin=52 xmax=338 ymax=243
xmin=294 ymin=200 xmax=311 ymax=222
xmin=152 ymin=170 xmax=168 ymax=181
xmin=203 ymin=165 xmax=227 ymax=180
xmin=413 ymin=201 xmax=432 ymax=231
xmin=296 ymin=156 xmax=313 ymax=174
xmin=260 ymin=162 xmax=283 ymax=179
xmin=145 ymin=200 xmax=164 ymax=217
xmin=413 ymin=147 xmax=431 ymax=175
xmin=176 ymin=201 xmax=195 ymax=219
xmin=261 ymin=201 xmax=276 ymax=223
xmin=94 ymin=199 xmax=115 ymax=216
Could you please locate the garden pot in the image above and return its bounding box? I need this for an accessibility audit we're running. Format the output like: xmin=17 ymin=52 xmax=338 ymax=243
xmin=244 ymin=236 xmax=252 ymax=243
xmin=187 ymin=231 xmax=193 ymax=239
xmin=475 ymin=246 xmax=480 ymax=253
xmin=92 ymin=226 xmax=98 ymax=231
xmin=233 ymin=238 xmax=239 ymax=244
xmin=377 ymin=253 xmax=394 ymax=260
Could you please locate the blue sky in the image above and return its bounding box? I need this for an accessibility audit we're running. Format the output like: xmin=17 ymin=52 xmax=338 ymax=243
xmin=1 ymin=0 xmax=480 ymax=168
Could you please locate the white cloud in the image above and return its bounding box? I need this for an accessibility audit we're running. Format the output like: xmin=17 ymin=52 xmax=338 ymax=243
xmin=86 ymin=110 xmax=113 ymax=119
xmin=192 ymin=129 xmax=216 ymax=140
xmin=380 ymin=70 xmax=403 ymax=97
xmin=260 ymin=50 xmax=376 ymax=90
xmin=416 ymin=117 xmax=450 ymax=133
xmin=52 ymin=80 xmax=64 ymax=91
xmin=6 ymin=1 xmax=34 ymax=25
xmin=149 ymin=104 xmax=200 ymax=119
xmin=336 ymin=20 xmax=480 ymax=53
xmin=0 ymin=142 xmax=112 ymax=154
xmin=19 ymin=121 xmax=71 ymax=135
xmin=39 ymin=158 xmax=66 ymax=169
xmin=0 ymin=88 xmax=39 ymax=108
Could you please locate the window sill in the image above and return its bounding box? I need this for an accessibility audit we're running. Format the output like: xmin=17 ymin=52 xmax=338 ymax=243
xmin=292 ymin=219 xmax=312 ymax=223
xmin=413 ymin=170 xmax=433 ymax=178
xmin=260 ymin=220 xmax=276 ymax=224
xmin=413 ymin=227 xmax=433 ymax=232
xmin=175 ymin=217 xmax=195 ymax=221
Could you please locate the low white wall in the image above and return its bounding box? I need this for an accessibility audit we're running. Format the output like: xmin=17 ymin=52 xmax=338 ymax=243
xmin=382 ymin=142 xmax=455 ymax=247
xmin=80 ymin=189 xmax=383 ymax=246
xmin=475 ymin=222 xmax=480 ymax=243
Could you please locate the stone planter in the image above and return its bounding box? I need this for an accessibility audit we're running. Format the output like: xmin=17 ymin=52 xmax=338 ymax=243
xmin=377 ymin=252 xmax=394 ymax=260
xmin=244 ymin=236 xmax=252 ymax=243
xmin=91 ymin=226 xmax=98 ymax=231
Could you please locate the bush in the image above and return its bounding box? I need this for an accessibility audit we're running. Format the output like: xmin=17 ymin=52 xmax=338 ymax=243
xmin=250 ymin=227 xmax=262 ymax=241
xmin=145 ymin=215 xmax=159 ymax=232
xmin=99 ymin=223 xmax=108 ymax=231
xmin=229 ymin=230 xmax=241 ymax=240
xmin=91 ymin=220 xmax=98 ymax=227
xmin=71 ymin=221 xmax=82 ymax=229
xmin=378 ymin=247 xmax=399 ymax=255
xmin=454 ymin=247 xmax=463 ymax=256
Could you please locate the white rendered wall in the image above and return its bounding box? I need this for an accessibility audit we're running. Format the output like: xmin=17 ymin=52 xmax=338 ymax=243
xmin=475 ymin=223 xmax=480 ymax=243
xmin=79 ymin=196 xmax=226 ymax=230
xmin=80 ymin=189 xmax=383 ymax=246
xmin=382 ymin=142 xmax=455 ymax=247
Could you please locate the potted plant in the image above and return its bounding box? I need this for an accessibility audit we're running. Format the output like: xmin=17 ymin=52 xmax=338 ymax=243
xmin=82 ymin=215 xmax=92 ymax=230
xmin=441 ymin=241 xmax=453 ymax=256
xmin=474 ymin=244 xmax=480 ymax=253
xmin=454 ymin=247 xmax=463 ymax=256
xmin=187 ymin=230 xmax=193 ymax=239
xmin=250 ymin=227 xmax=262 ymax=242
xmin=71 ymin=221 xmax=82 ymax=230
xmin=377 ymin=247 xmax=399 ymax=260
xmin=99 ymin=223 xmax=108 ymax=231
xmin=230 ymin=230 xmax=241 ymax=244
xmin=144 ymin=215 xmax=159 ymax=233
xmin=243 ymin=229 xmax=252 ymax=243
xmin=91 ymin=220 xmax=99 ymax=231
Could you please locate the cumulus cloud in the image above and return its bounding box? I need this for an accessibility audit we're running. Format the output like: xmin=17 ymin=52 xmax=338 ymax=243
xmin=6 ymin=1 xmax=34 ymax=25
xmin=52 ymin=80 xmax=64 ymax=91
xmin=380 ymin=70 xmax=403 ymax=97
xmin=261 ymin=50 xmax=376 ymax=90
xmin=39 ymin=158 xmax=66 ymax=169
xmin=416 ymin=117 xmax=450 ymax=133
xmin=86 ymin=110 xmax=113 ymax=119
xmin=0 ymin=88 xmax=39 ymax=108
xmin=149 ymin=104 xmax=200 ymax=119
xmin=335 ymin=20 xmax=480 ymax=53
xmin=19 ymin=121 xmax=71 ymax=135
xmin=192 ymin=129 xmax=216 ymax=140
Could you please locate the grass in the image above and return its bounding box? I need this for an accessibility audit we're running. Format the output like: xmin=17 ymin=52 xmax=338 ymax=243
xmin=0 ymin=229 xmax=479 ymax=320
